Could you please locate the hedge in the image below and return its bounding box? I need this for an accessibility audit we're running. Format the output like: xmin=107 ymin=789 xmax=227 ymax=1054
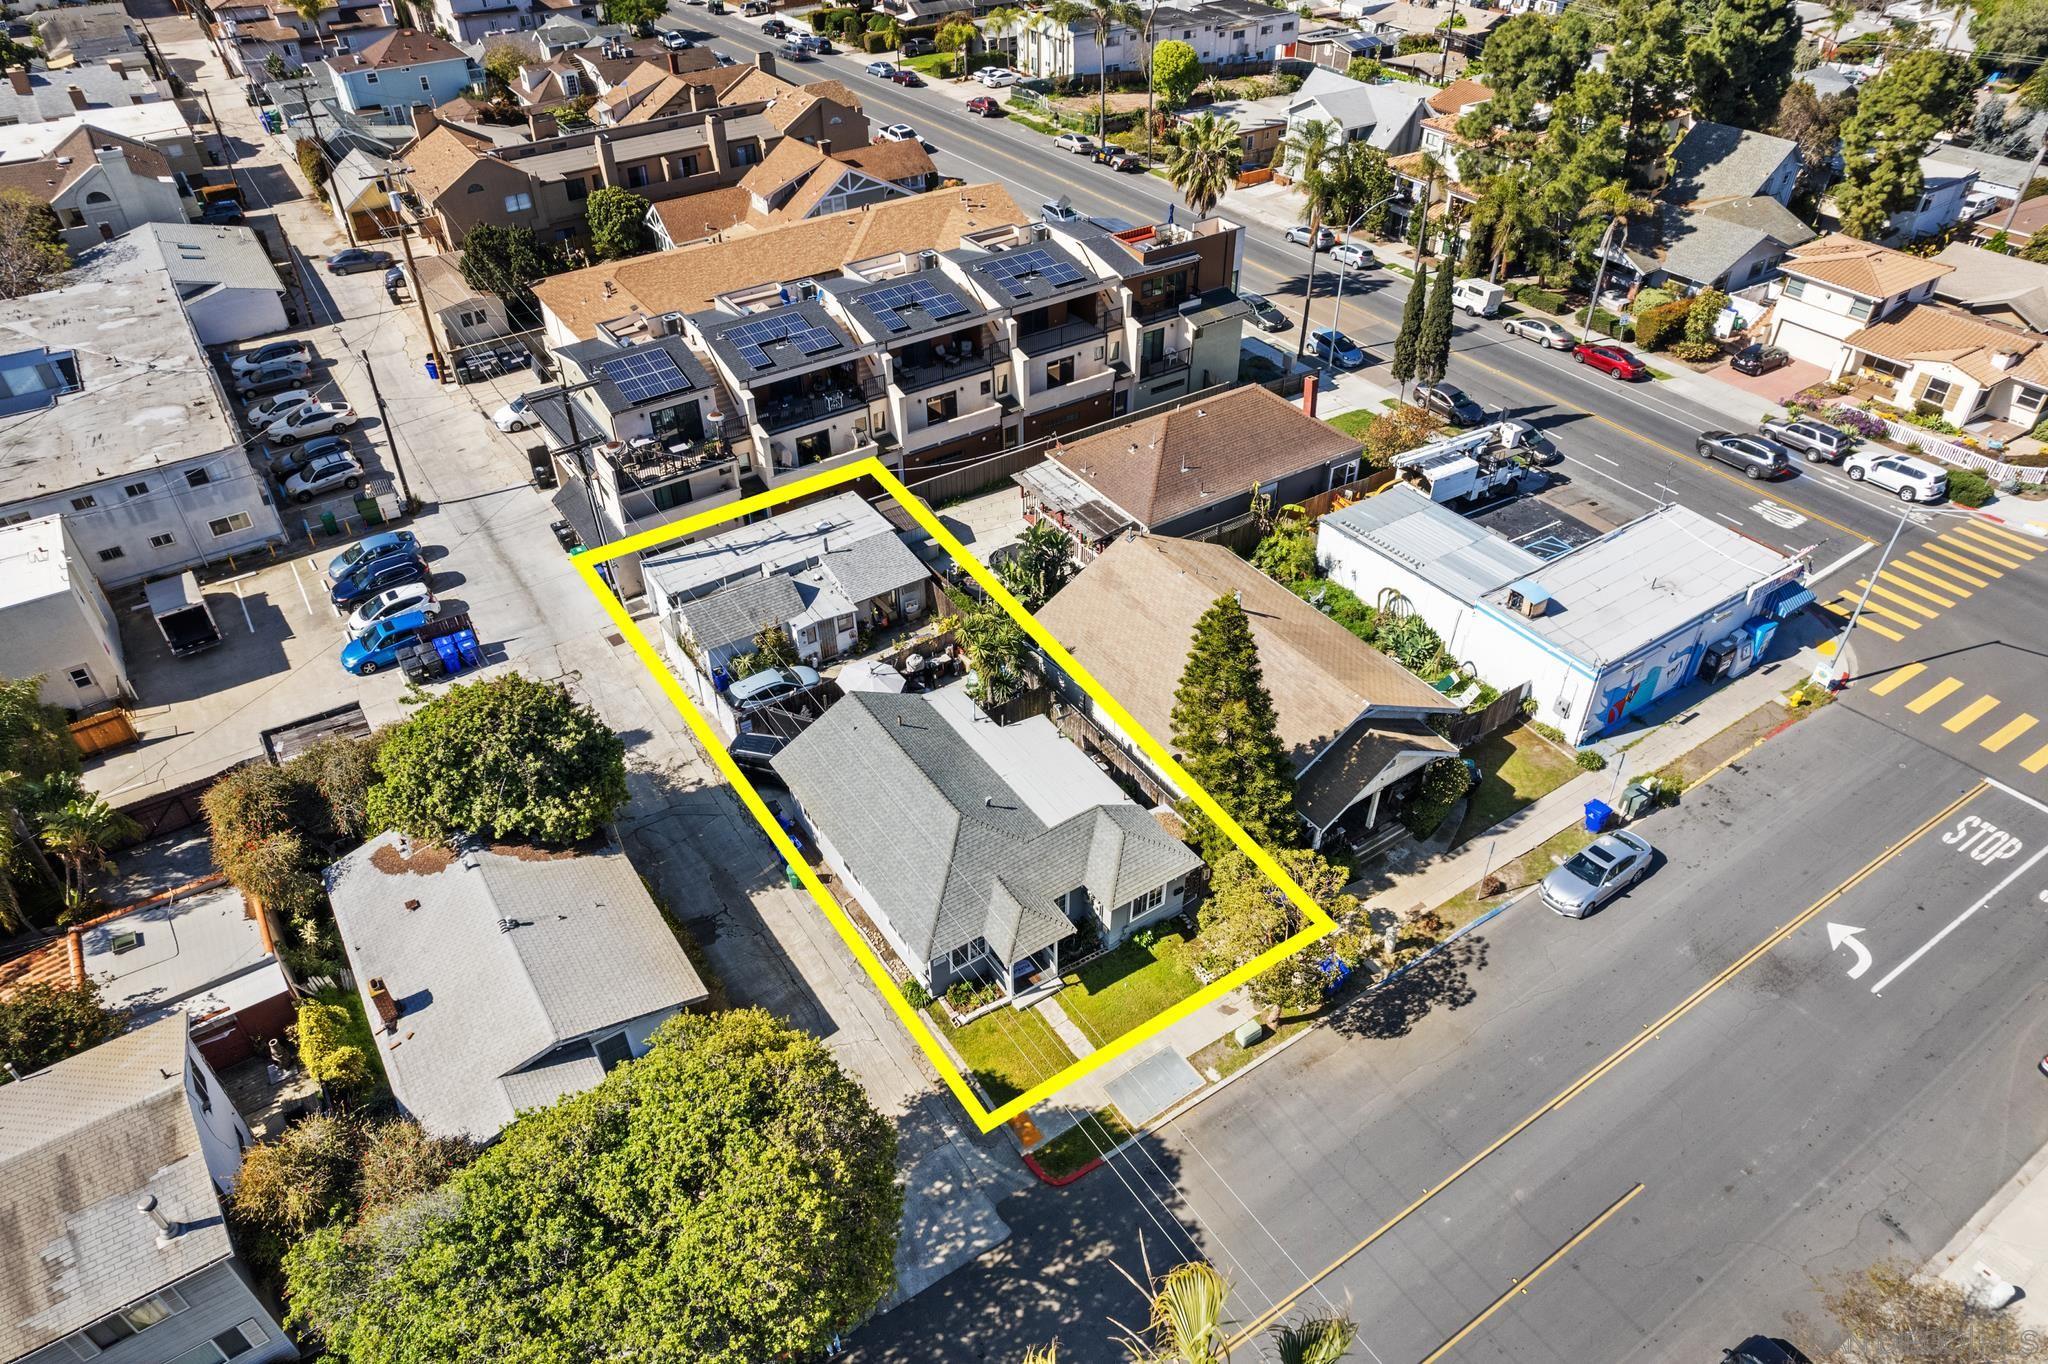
xmin=1512 ymin=284 xmax=1567 ymax=314
xmin=1575 ymin=305 xmax=1628 ymax=341
xmin=1945 ymin=467 xmax=1994 ymax=507
xmin=1633 ymin=297 xmax=1693 ymax=351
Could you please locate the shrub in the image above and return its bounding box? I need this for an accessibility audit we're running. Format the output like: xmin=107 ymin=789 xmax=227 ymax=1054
xmin=899 ymin=976 xmax=932 ymax=1010
xmin=1513 ymin=284 xmax=1567 ymax=313
xmin=1632 ymin=298 xmax=1693 ymax=351
xmin=1398 ymin=757 xmax=1473 ymax=839
xmin=863 ymin=30 xmax=893 ymax=53
xmin=1576 ymin=306 xmax=1627 ymax=340
xmin=1575 ymin=748 xmax=1608 ymax=771
xmin=1685 ymin=287 xmax=1728 ymax=345
xmin=1377 ymin=614 xmax=1445 ymax=675
xmin=296 ymin=1000 xmax=369 ymax=1089
xmin=1905 ymin=406 xmax=1961 ymax=434
xmin=1945 ymin=466 xmax=1995 ymax=506
xmin=1669 ymin=340 xmax=1719 ymax=362
xmin=1827 ymin=404 xmax=1890 ymax=438
xmin=1530 ymin=720 xmax=1567 ymax=745
xmin=2030 ymin=417 xmax=2048 ymax=441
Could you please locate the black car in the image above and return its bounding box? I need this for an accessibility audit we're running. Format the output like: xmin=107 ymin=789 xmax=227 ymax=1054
xmin=1418 ymin=383 xmax=1487 ymax=427
xmin=269 ymin=434 xmax=352 ymax=480
xmin=1239 ymin=290 xmax=1288 ymax=333
xmin=728 ymin=729 xmax=789 ymax=781
xmin=326 ymin=247 xmax=395 ymax=275
xmin=1697 ymin=430 xmax=1792 ymax=479
xmin=197 ymin=201 xmax=246 ymax=226
xmin=1723 ymin=1337 xmax=1806 ymax=1364
xmin=329 ymin=554 xmax=428 ymax=609
xmin=235 ymin=361 xmax=312 ymax=399
xmin=1731 ymin=343 xmax=1792 ymax=375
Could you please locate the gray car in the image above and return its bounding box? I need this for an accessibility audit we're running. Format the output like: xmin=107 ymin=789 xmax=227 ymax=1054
xmin=1757 ymin=417 xmax=1854 ymax=464
xmin=1540 ymin=830 xmax=1655 ymax=918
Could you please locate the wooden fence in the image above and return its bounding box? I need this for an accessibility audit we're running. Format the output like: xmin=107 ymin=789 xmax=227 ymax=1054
xmin=68 ymin=709 xmax=137 ymax=756
xmin=1434 ymin=683 xmax=1533 ymax=751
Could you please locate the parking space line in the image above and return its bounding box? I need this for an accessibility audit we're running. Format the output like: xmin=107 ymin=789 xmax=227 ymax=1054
xmin=1943 ymin=695 xmax=1999 ymax=733
xmin=1941 ymin=531 xmax=2030 ymax=570
xmin=1983 ymin=715 xmax=2038 ymax=753
xmin=1852 ymin=580 xmax=1938 ymax=619
xmin=1919 ymin=543 xmax=2003 ymax=579
xmin=235 ymin=583 xmax=254 ymax=633
xmin=290 ymin=558 xmax=313 ymax=615
xmin=1905 ymin=551 xmax=1988 ymax=589
xmin=1875 ymin=571 xmax=1956 ymax=608
xmin=2025 ymin=744 xmax=2048 ymax=775
xmin=1869 ymin=663 xmax=1927 ymax=696
xmin=1905 ymin=677 xmax=1965 ymax=713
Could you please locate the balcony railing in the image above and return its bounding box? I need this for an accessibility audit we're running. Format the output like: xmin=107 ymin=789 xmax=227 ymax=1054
xmin=1139 ymin=348 xmax=1190 ymax=381
xmin=1016 ymin=315 xmax=1116 ymax=357
xmin=754 ymin=375 xmax=885 ymax=434
xmin=893 ymin=339 xmax=1011 ymax=394
xmin=1133 ymin=293 xmax=1197 ymax=323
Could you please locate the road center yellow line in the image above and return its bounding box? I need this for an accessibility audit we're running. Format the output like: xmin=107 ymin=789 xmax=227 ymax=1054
xmin=1221 ymin=785 xmax=1984 ymax=1349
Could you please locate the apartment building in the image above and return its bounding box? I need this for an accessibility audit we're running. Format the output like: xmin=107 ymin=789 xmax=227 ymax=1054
xmin=995 ymin=0 xmax=1296 ymax=77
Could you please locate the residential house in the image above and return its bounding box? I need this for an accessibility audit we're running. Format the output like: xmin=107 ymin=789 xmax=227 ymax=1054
xmin=0 ymin=100 xmax=209 ymax=179
xmin=994 ymin=0 xmax=1296 ymax=79
xmin=0 ymin=515 xmax=131 ymax=712
xmin=734 ymin=137 xmax=936 ymax=220
xmin=0 ymin=1016 xmax=294 ymax=1364
xmin=33 ymin=4 xmax=145 ymax=68
xmin=325 ymin=30 xmax=481 ymax=115
xmin=1931 ymin=241 xmax=2048 ymax=331
xmin=1290 ymin=24 xmax=1393 ymax=74
xmin=1037 ymin=534 xmax=1459 ymax=849
xmin=0 ymin=279 xmax=285 ymax=587
xmin=1319 ymin=488 xmax=1807 ymax=745
xmin=1389 ymin=78 xmax=1493 ymax=228
xmin=1346 ymin=0 xmax=1504 ymax=55
xmin=81 ymin=223 xmax=289 ymax=346
xmin=0 ymin=125 xmax=187 ymax=253
xmin=1014 ymin=383 xmax=1365 ymax=556
xmin=416 ymin=250 xmax=520 ymax=353
xmin=1835 ymin=303 xmax=2048 ymax=436
xmin=325 ymin=830 xmax=711 ymax=1140
xmin=327 ymin=146 xmax=399 ymax=239
xmin=0 ymin=58 xmax=169 ymax=124
xmin=1284 ymin=69 xmax=1436 ymax=161
xmin=1883 ymin=154 xmax=1977 ymax=242
xmin=215 ymin=15 xmax=308 ymax=80
xmin=1924 ymin=142 xmax=2034 ymax=208
xmin=1664 ymin=120 xmax=1801 ymax=208
xmin=428 ymin=0 xmax=547 ymax=42
xmin=773 ymin=685 xmax=1204 ymax=1000
xmin=1977 ymin=194 xmax=2048 ymax=250
xmin=1190 ymin=85 xmax=1292 ymax=168
xmin=1602 ymin=121 xmax=1812 ymax=294
xmin=1763 ymin=231 xmax=1953 ymax=367
xmin=643 ymin=490 xmax=931 ymax=707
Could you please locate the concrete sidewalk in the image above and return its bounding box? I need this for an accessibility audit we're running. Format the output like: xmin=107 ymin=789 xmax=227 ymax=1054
xmin=1930 ymin=1139 xmax=2048 ymax=1334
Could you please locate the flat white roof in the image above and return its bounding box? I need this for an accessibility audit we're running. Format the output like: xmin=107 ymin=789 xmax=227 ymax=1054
xmin=923 ymin=680 xmax=1127 ymax=826
xmin=0 ymin=515 xmax=70 ymax=609
xmin=78 ymin=882 xmax=282 ymax=1025
xmin=641 ymin=490 xmax=898 ymax=600
xmin=0 ymin=104 xmax=194 ymax=161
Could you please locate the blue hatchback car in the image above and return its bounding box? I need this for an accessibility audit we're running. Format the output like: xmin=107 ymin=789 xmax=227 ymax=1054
xmin=340 ymin=609 xmax=432 ymax=675
xmin=329 ymin=553 xmax=426 ymax=609
xmin=1310 ymin=328 xmax=1367 ymax=368
xmin=326 ymin=530 xmax=420 ymax=586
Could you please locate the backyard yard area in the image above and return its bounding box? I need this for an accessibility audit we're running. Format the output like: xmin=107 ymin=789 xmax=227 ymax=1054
xmin=1453 ymin=721 xmax=1581 ymax=846
xmin=1056 ymin=920 xmax=1203 ymax=1048
xmin=927 ymin=1002 xmax=1076 ymax=1108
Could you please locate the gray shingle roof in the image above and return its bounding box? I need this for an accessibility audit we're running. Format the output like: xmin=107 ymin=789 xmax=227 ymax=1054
xmin=676 ymin=573 xmax=807 ymax=653
xmin=1665 ymin=121 xmax=1799 ymax=205
xmin=0 ymin=1016 xmax=235 ymax=1359
xmin=772 ymin=692 xmax=1199 ymax=964
xmin=815 ymin=528 xmax=928 ymax=604
xmin=1651 ymin=197 xmax=1815 ymax=285
xmin=325 ymin=833 xmax=709 ymax=1138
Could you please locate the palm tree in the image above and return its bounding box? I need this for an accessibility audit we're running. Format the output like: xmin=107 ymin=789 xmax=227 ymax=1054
xmin=1137 ymin=0 xmax=1164 ymax=161
xmin=1279 ymin=117 xmax=1342 ymax=362
xmin=1469 ymin=169 xmax=1543 ymax=281
xmin=1083 ymin=0 xmax=1139 ymax=141
xmin=1104 ymin=1261 xmax=1360 ymax=1363
xmin=37 ymin=792 xmax=138 ymax=915
xmin=1166 ymin=113 xmax=1242 ymax=216
xmin=982 ymin=4 xmax=1024 ymax=68
xmin=1577 ymin=182 xmax=1653 ymax=340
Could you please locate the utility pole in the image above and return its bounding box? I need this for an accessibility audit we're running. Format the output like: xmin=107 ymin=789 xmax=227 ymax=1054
xmin=198 ymin=86 xmax=234 ymax=179
xmin=358 ymin=349 xmax=415 ymax=508
xmin=556 ymin=379 xmax=611 ymax=556
xmin=290 ymin=78 xmax=354 ymax=245
xmin=1580 ymin=216 xmax=1625 ymax=345
xmin=1438 ymin=0 xmax=1461 ymax=83
xmin=1816 ymin=510 xmax=1908 ymax=688
xmin=391 ymin=209 xmax=446 ymax=382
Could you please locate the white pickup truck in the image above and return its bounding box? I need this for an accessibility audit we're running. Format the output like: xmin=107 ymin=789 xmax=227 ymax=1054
xmin=1392 ymin=421 xmax=1542 ymax=505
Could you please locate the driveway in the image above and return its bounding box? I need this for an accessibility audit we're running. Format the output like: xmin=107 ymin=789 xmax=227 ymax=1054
xmin=1706 ymin=353 xmax=1828 ymax=407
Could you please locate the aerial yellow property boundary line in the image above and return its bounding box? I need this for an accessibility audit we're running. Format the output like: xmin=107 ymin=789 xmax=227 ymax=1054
xmin=570 ymin=456 xmax=1334 ymax=1132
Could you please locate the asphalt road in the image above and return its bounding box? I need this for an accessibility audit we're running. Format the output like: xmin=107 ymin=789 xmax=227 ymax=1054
xmin=837 ymin=703 xmax=2048 ymax=1363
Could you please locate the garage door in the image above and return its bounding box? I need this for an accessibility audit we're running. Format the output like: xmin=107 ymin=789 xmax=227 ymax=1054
xmin=1771 ymin=319 xmax=1846 ymax=370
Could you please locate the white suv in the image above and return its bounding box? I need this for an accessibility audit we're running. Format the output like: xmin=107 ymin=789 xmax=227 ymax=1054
xmin=1845 ymin=450 xmax=1948 ymax=502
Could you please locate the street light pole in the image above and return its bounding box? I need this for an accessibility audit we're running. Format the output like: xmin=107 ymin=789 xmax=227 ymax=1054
xmin=1328 ymin=195 xmax=1397 ymax=366
xmin=1817 ymin=510 xmax=1908 ymax=687
xmin=1579 ymin=216 xmax=1625 ymax=346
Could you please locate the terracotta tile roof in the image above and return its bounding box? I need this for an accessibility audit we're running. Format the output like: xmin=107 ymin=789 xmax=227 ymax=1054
xmin=832 ymin=138 xmax=934 ymax=184
xmin=1427 ymin=77 xmax=1491 ymax=115
xmin=1046 ymin=384 xmax=1363 ymax=529
xmin=1419 ymin=113 xmax=1472 ymax=143
xmin=534 ymin=181 xmax=1027 ymax=338
xmin=649 ymin=184 xmax=760 ymax=242
xmin=334 ymin=27 xmax=468 ymax=70
xmin=400 ymin=122 xmax=487 ymax=206
xmin=1783 ymin=233 xmax=1953 ymax=298
xmin=1844 ymin=302 xmax=2048 ymax=386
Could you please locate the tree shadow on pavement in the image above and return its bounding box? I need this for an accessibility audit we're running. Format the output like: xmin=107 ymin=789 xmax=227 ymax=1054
xmin=1327 ymin=935 xmax=1489 ymax=1041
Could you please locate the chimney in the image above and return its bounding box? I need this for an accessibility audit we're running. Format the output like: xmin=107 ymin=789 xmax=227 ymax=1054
xmin=366 ymin=976 xmax=402 ymax=1033
xmin=756 ymin=49 xmax=778 ymax=78
xmin=108 ymin=57 xmax=126 ymax=79
xmin=67 ymin=85 xmax=88 ymax=111
xmin=527 ymin=110 xmax=558 ymax=140
xmin=65 ymin=928 xmax=86 ymax=989
xmin=138 ymin=1195 xmax=181 ymax=1245
xmin=667 ymin=50 xmax=685 ymax=75
xmin=1301 ymin=372 xmax=1319 ymax=419
xmin=707 ymin=113 xmax=730 ymax=173
xmin=7 ymin=67 xmax=29 ymax=97
xmin=410 ymin=103 xmax=439 ymax=137
xmin=596 ymin=132 xmax=620 ymax=187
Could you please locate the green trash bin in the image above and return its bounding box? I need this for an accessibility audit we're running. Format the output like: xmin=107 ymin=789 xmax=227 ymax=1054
xmin=784 ymin=864 xmax=804 ymax=890
xmin=319 ymin=510 xmax=339 ymax=537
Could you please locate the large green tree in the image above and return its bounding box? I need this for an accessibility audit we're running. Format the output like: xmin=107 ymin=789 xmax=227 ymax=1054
xmin=1833 ymin=50 xmax=1974 ymax=238
xmin=1166 ymin=112 xmax=1243 ymax=217
xmin=1150 ymin=38 xmax=1201 ymax=111
xmin=1604 ymin=0 xmax=1690 ymax=167
xmin=947 ymin=587 xmax=1032 ymax=706
xmin=366 ymin=673 xmax=628 ymax=845
xmin=1464 ymin=11 xmax=1594 ymax=134
xmin=0 ymin=676 xmax=78 ymax=933
xmin=1196 ymin=846 xmax=1360 ymax=1015
xmin=36 ymin=789 xmax=138 ymax=914
xmin=458 ymin=223 xmax=558 ymax=313
xmin=1084 ymin=0 xmax=1139 ymax=136
xmin=584 ymin=185 xmax=648 ymax=260
xmin=0 ymin=189 xmax=69 ymax=300
xmin=283 ymin=1010 xmax=901 ymax=1364
xmin=1414 ymin=218 xmax=1459 ymax=389
xmin=1169 ymin=594 xmax=1298 ymax=860
xmin=0 ymin=980 xmax=120 ymax=1080
xmin=1976 ymin=0 xmax=2048 ymax=68
xmin=1771 ymin=81 xmax=1856 ymax=202
xmin=602 ymin=0 xmax=663 ymax=26
xmin=1687 ymin=0 xmax=1800 ymax=128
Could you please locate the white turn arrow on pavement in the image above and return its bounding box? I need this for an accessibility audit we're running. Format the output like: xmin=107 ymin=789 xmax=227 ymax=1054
xmin=1828 ymin=923 xmax=1873 ymax=980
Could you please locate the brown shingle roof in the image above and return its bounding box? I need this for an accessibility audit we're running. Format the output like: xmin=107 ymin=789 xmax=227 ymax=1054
xmin=0 ymin=126 xmax=170 ymax=203
xmin=832 ymin=138 xmax=934 ymax=185
xmin=1843 ymin=302 xmax=2048 ymax=386
xmin=534 ymin=181 xmax=1028 ymax=337
xmin=738 ymin=134 xmax=825 ymax=198
xmin=649 ymin=184 xmax=760 ymax=242
xmin=1980 ymin=194 xmax=2048 ymax=242
xmin=1782 ymin=233 xmax=1953 ymax=299
xmin=1047 ymin=384 xmax=1366 ymax=529
xmin=758 ymin=79 xmax=864 ymax=132
xmin=1427 ymin=77 xmax=1491 ymax=115
xmin=400 ymin=122 xmax=488 ymax=207
xmin=335 ymin=26 xmax=467 ymax=70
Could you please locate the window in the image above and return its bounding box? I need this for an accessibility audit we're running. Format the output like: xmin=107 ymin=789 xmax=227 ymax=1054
xmin=70 ymin=494 xmax=97 ymax=510
xmin=190 ymin=1057 xmax=211 ymax=1112
xmin=594 ymin=1031 xmax=634 ymax=1072
xmin=625 ymin=164 xmax=649 ymax=189
xmin=150 ymin=532 xmax=176 ymax=548
xmin=505 ymin=191 xmax=533 ymax=212
xmin=366 ymin=70 xmax=378 ymax=82
xmin=209 ymin=511 xmax=252 ymax=537
xmin=565 ymin=175 xmax=587 ymax=201
xmin=80 ymin=1289 xmax=188 ymax=1348
xmin=184 ymin=466 xmax=212 ymax=489
xmin=925 ymin=391 xmax=958 ymax=423
xmin=122 ymin=480 xmax=148 ymax=497
xmin=97 ymin=545 xmax=124 ymax=563
xmin=67 ymin=667 xmax=93 ymax=690
xmin=2018 ymin=385 xmax=2047 ymax=415
xmin=1783 ymin=277 xmax=1807 ymax=300
xmin=419 ymin=75 xmax=432 ymax=90
xmin=458 ymin=308 xmax=487 ymax=328
xmin=678 ymin=153 xmax=700 ymax=177
xmin=165 ymin=1321 xmax=269 ymax=1364
xmin=1045 ymin=356 xmax=1074 ymax=388
xmin=1922 ymin=376 xmax=1953 ymax=407
xmin=1846 ymin=297 xmax=1874 ymax=321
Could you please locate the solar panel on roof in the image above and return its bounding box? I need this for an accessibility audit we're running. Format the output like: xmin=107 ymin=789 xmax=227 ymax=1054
xmin=981 ymin=247 xmax=1084 ymax=297
xmin=595 ymin=349 xmax=689 ymax=405
xmin=724 ymin=312 xmax=841 ymax=369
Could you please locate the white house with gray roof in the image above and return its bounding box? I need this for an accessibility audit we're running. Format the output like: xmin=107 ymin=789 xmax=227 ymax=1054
xmin=1284 ymin=70 xmax=1436 ymax=158
xmin=773 ymin=685 xmax=1202 ymax=1000
xmin=1 ymin=1015 xmax=294 ymax=1364
xmin=325 ymin=832 xmax=709 ymax=1140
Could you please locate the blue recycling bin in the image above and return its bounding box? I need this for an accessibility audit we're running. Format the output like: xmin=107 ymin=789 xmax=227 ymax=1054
xmin=423 ymin=357 xmax=440 ymax=382
xmin=1583 ymin=799 xmax=1613 ymax=833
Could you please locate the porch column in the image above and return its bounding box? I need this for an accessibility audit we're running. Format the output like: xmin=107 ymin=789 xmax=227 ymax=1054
xmin=1005 ymin=952 xmax=1016 ymax=1000
xmin=1365 ymin=785 xmax=1384 ymax=829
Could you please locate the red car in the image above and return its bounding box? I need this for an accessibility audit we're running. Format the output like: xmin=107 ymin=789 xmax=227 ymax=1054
xmin=966 ymin=94 xmax=1001 ymax=116
xmin=890 ymin=69 xmax=924 ymax=86
xmin=1573 ymin=342 xmax=1648 ymax=380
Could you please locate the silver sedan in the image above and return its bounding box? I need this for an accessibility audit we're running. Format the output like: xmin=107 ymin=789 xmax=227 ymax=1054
xmin=1503 ymin=316 xmax=1574 ymax=349
xmin=1540 ymin=830 xmax=1655 ymax=919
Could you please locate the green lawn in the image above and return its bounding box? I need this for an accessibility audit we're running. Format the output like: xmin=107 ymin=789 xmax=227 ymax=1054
xmin=1454 ymin=722 xmax=1582 ymax=846
xmin=1057 ymin=923 xmax=1203 ymax=1047
xmin=1326 ymin=408 xmax=1377 ymax=438
xmin=927 ymin=1003 xmax=1076 ymax=1107
xmin=1435 ymin=823 xmax=1599 ymax=926
xmin=1031 ymin=1106 xmax=1132 ymax=1179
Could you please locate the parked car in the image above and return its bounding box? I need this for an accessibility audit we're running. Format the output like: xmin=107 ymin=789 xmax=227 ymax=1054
xmin=1329 ymin=241 xmax=1375 ymax=270
xmin=1696 ymin=430 xmax=1792 ymax=480
xmin=492 ymin=395 xmax=539 ymax=432
xmin=1758 ymin=417 xmax=1855 ymax=463
xmin=268 ymin=434 xmax=351 ymax=480
xmin=325 ymin=247 xmax=395 ymax=275
xmin=327 ymin=530 xmax=419 ymax=586
xmin=1417 ymin=383 xmax=1486 ymax=427
xmin=1541 ymin=830 xmax=1655 ymax=918
xmin=1239 ymin=290 xmax=1288 ymax=332
xmin=340 ymin=608 xmax=434 ymax=675
xmin=901 ymin=36 xmax=934 ymax=55
xmin=1721 ymin=1338 xmax=1806 ymax=1364
xmin=966 ymin=94 xmax=1001 ymax=115
xmin=1452 ymin=278 xmax=1504 ymax=317
xmin=877 ymin=122 xmax=919 ymax=142
xmin=345 ymin=582 xmax=440 ymax=637
xmin=780 ymin=42 xmax=812 ymax=60
xmin=265 ymin=400 xmax=357 ymax=443
xmin=197 ymin=200 xmax=246 ymax=226
xmin=976 ymin=66 xmax=1021 ymax=86
xmin=281 ymin=451 xmax=363 ymax=503
xmin=1572 ymin=342 xmax=1648 ymax=380
xmin=1730 ymin=343 xmax=1792 ymax=376
xmin=658 ymin=28 xmax=691 ymax=47
xmin=1845 ymin=449 xmax=1948 ymax=502
xmin=1052 ymin=131 xmax=1096 ymax=154
xmin=864 ymin=59 xmax=896 ymax=77
xmin=244 ymin=389 xmax=315 ymax=427
xmin=1504 ymin=316 xmax=1573 ymax=349
xmin=1040 ymin=197 xmax=1083 ymax=224
xmin=1100 ymin=150 xmax=1144 ymax=172
xmin=741 ymin=0 xmax=768 ymax=13
xmin=804 ymin=34 xmax=832 ymax=51
xmin=234 ymin=360 xmax=312 ymax=399
xmin=1285 ymin=224 xmax=1337 ymax=250
xmin=890 ymin=68 xmax=923 ymax=86
xmin=1308 ymin=328 xmax=1366 ymax=368
xmin=728 ymin=664 xmax=825 ymax=713
xmin=330 ymin=553 xmax=428 ymax=610
xmin=760 ymin=16 xmax=789 ymax=35
xmin=229 ymin=339 xmax=312 ymax=375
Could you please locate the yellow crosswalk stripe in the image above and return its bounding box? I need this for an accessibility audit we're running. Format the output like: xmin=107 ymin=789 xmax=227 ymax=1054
xmin=1953 ymin=525 xmax=2038 ymax=559
xmin=1855 ymin=580 xmax=1939 ymax=618
xmin=1967 ymin=523 xmax=2043 ymax=555
xmin=1869 ymin=663 xmax=1927 ymax=696
xmin=1906 ymin=677 xmax=1965 ymax=713
xmin=2024 ymin=744 xmax=2048 ymax=775
xmin=1824 ymin=598 xmax=1907 ymax=641
xmin=1919 ymin=543 xmax=2004 ymax=579
xmin=1890 ymin=560 xmax=1973 ymax=596
xmin=1944 ymin=530 xmax=2030 ymax=569
xmin=1846 ymin=597 xmax=1922 ymax=628
xmin=1944 ymin=695 xmax=1999 ymax=732
xmin=1876 ymin=571 xmax=1956 ymax=608
xmin=1906 ymin=551 xmax=1988 ymax=588
xmin=1983 ymin=715 xmax=2038 ymax=753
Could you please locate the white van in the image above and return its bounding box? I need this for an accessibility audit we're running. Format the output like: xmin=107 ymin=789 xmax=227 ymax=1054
xmin=1452 ymin=279 xmax=1504 ymax=317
